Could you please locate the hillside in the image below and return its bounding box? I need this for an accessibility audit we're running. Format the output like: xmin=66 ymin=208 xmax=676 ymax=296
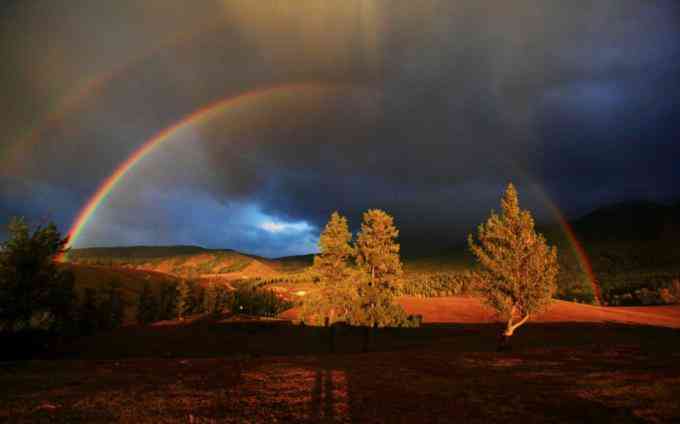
xmin=64 ymin=200 xmax=680 ymax=306
xmin=399 ymin=200 xmax=680 ymax=304
xmin=571 ymin=200 xmax=680 ymax=242
xmin=67 ymin=246 xmax=282 ymax=280
xmin=61 ymin=263 xmax=182 ymax=324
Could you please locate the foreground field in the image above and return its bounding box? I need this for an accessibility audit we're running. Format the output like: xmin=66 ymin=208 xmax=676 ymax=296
xmin=3 ymin=298 xmax=680 ymax=423
xmin=2 ymin=323 xmax=680 ymax=423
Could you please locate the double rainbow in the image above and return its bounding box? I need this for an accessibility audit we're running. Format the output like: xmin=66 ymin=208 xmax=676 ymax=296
xmin=58 ymin=83 xmax=600 ymax=304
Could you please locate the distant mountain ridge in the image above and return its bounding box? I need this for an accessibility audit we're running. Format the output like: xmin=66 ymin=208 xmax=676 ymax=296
xmin=570 ymin=200 xmax=680 ymax=242
xmin=66 ymin=200 xmax=680 ymax=300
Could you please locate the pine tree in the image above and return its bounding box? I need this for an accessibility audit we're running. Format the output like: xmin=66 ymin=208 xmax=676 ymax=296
xmin=176 ymin=279 xmax=191 ymax=320
xmin=137 ymin=282 xmax=158 ymax=324
xmin=158 ymin=283 xmax=178 ymax=320
xmin=203 ymin=281 xmax=216 ymax=314
xmin=468 ymin=183 xmax=559 ymax=347
xmin=301 ymin=212 xmax=358 ymax=325
xmin=353 ymin=209 xmax=410 ymax=327
xmin=313 ymin=212 xmax=355 ymax=282
xmin=203 ymin=281 xmax=226 ymax=315
xmin=356 ymin=209 xmax=403 ymax=288
xmin=191 ymin=282 xmax=205 ymax=314
xmin=0 ymin=217 xmax=74 ymax=332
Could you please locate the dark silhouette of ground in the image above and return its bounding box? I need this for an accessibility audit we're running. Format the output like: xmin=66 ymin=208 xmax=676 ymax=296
xmin=1 ymin=316 xmax=679 ymax=422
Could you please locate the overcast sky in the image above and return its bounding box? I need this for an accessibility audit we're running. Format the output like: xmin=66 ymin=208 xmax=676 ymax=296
xmin=1 ymin=1 xmax=679 ymax=257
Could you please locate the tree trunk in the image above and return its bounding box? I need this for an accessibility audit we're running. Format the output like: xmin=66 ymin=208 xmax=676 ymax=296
xmin=497 ymin=311 xmax=529 ymax=352
xmin=497 ymin=333 xmax=511 ymax=352
xmin=362 ymin=326 xmax=369 ymax=353
xmin=504 ymin=312 xmax=530 ymax=336
xmin=328 ymin=310 xmax=335 ymax=353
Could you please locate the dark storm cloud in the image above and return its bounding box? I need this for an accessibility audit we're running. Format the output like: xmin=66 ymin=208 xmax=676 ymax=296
xmin=1 ymin=1 xmax=679 ymax=255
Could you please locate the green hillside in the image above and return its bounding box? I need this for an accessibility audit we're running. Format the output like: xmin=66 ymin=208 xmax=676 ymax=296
xmin=64 ymin=200 xmax=680 ymax=306
xmin=61 ymin=264 xmax=182 ymax=324
xmin=67 ymin=246 xmax=273 ymax=278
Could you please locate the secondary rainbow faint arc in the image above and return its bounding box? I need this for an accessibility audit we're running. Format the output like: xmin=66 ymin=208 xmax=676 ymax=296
xmin=58 ymin=83 xmax=333 ymax=260
xmin=59 ymin=82 xmax=601 ymax=305
xmin=1 ymin=17 xmax=228 ymax=175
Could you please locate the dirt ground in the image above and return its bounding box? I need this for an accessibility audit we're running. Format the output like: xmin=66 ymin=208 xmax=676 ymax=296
xmin=2 ymin=298 xmax=680 ymax=423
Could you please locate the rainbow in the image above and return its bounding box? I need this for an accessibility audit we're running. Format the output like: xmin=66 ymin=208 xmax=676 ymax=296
xmin=526 ymin=182 xmax=602 ymax=305
xmin=555 ymin=213 xmax=602 ymax=305
xmin=58 ymin=83 xmax=601 ymax=306
xmin=58 ymin=82 xmax=335 ymax=260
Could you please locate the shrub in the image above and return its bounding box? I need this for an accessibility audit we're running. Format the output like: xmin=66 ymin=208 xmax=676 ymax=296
xmin=226 ymin=286 xmax=293 ymax=317
xmin=606 ymin=277 xmax=680 ymax=306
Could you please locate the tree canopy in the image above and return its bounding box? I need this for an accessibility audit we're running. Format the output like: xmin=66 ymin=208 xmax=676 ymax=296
xmin=301 ymin=211 xmax=358 ymax=325
xmin=302 ymin=209 xmax=416 ymax=328
xmin=0 ymin=217 xmax=75 ymax=332
xmin=355 ymin=209 xmax=403 ymax=288
xmin=468 ymin=184 xmax=559 ymax=338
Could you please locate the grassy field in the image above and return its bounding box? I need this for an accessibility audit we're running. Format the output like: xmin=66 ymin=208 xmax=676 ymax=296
xmin=2 ymin=299 xmax=680 ymax=423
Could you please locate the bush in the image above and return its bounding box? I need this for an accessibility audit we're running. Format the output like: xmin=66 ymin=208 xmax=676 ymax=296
xmin=659 ymin=280 xmax=680 ymax=304
xmin=555 ymin=284 xmax=597 ymax=304
xmin=607 ymin=279 xmax=680 ymax=306
xmin=226 ymin=286 xmax=293 ymax=317
xmin=600 ymin=271 xmax=680 ymax=302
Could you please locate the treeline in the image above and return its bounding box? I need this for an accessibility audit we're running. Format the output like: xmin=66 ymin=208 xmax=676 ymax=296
xmin=0 ymin=217 xmax=291 ymax=338
xmin=603 ymin=275 xmax=680 ymax=306
xmin=397 ymin=272 xmax=475 ymax=297
xmin=137 ymin=280 xmax=292 ymax=324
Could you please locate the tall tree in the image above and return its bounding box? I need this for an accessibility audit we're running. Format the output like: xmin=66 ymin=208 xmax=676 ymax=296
xmin=0 ymin=217 xmax=75 ymax=332
xmin=176 ymin=279 xmax=191 ymax=320
xmin=188 ymin=280 xmax=204 ymax=314
xmin=355 ymin=209 xmax=403 ymax=288
xmin=468 ymin=183 xmax=559 ymax=347
xmin=137 ymin=282 xmax=158 ymax=324
xmin=158 ymin=283 xmax=178 ymax=320
xmin=313 ymin=212 xmax=355 ymax=281
xmin=203 ymin=281 xmax=226 ymax=315
xmin=203 ymin=281 xmax=216 ymax=314
xmin=301 ymin=212 xmax=358 ymax=325
xmin=353 ymin=209 xmax=410 ymax=327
